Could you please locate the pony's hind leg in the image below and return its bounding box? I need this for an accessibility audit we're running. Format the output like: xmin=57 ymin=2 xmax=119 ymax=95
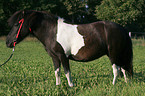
xmin=112 ymin=64 xmax=120 ymax=85
xmin=121 ymin=68 xmax=128 ymax=83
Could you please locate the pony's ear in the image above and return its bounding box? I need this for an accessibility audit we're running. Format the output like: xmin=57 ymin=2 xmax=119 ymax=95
xmin=7 ymin=10 xmax=23 ymax=27
xmin=22 ymin=11 xmax=25 ymax=16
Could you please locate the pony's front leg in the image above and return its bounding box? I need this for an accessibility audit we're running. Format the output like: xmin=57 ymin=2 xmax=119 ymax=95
xmin=65 ymin=71 xmax=73 ymax=87
xmin=59 ymin=54 xmax=74 ymax=87
xmin=55 ymin=68 xmax=61 ymax=85
xmin=52 ymin=57 xmax=61 ymax=85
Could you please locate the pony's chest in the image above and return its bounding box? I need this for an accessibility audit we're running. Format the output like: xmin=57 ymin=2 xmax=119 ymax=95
xmin=56 ymin=19 xmax=85 ymax=56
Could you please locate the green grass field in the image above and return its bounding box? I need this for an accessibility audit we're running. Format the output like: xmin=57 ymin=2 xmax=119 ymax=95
xmin=0 ymin=38 xmax=145 ymax=96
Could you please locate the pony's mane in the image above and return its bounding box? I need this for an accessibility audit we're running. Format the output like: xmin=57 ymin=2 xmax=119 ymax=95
xmin=7 ymin=10 xmax=58 ymax=27
xmin=7 ymin=10 xmax=23 ymax=27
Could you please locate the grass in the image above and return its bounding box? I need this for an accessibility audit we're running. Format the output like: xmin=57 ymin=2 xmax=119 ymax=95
xmin=0 ymin=38 xmax=145 ymax=96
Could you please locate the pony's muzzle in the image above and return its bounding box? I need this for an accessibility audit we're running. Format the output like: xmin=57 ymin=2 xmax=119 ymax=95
xmin=6 ymin=41 xmax=14 ymax=48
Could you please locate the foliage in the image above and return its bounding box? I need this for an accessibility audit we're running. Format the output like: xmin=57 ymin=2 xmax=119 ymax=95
xmin=63 ymin=0 xmax=87 ymax=23
xmin=0 ymin=0 xmax=66 ymax=35
xmin=0 ymin=0 xmax=144 ymax=35
xmin=95 ymin=0 xmax=145 ymax=32
xmin=0 ymin=39 xmax=145 ymax=95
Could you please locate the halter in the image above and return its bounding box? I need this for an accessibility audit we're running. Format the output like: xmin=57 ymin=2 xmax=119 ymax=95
xmin=13 ymin=18 xmax=24 ymax=47
xmin=0 ymin=18 xmax=31 ymax=67
xmin=13 ymin=18 xmax=31 ymax=47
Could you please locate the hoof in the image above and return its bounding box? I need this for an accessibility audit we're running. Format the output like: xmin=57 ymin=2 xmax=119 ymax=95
xmin=69 ymin=83 xmax=74 ymax=87
xmin=56 ymin=82 xmax=61 ymax=86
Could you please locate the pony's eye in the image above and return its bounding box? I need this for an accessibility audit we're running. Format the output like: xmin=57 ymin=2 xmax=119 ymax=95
xmin=14 ymin=23 xmax=19 ymax=26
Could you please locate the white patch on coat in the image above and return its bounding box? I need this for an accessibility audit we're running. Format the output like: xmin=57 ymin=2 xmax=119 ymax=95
xmin=56 ymin=18 xmax=85 ymax=57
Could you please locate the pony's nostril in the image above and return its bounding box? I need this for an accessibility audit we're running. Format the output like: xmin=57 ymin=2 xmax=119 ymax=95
xmin=6 ymin=41 xmax=13 ymax=48
xmin=6 ymin=41 xmax=10 ymax=46
xmin=6 ymin=43 xmax=10 ymax=47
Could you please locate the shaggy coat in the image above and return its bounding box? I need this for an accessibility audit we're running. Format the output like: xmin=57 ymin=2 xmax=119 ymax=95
xmin=6 ymin=10 xmax=133 ymax=86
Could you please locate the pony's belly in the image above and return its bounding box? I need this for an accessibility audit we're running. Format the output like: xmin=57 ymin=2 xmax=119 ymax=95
xmin=68 ymin=46 xmax=107 ymax=62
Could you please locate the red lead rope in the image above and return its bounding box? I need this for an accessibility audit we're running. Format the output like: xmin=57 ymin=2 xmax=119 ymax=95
xmin=0 ymin=19 xmax=32 ymax=67
xmin=0 ymin=18 xmax=23 ymax=67
xmin=0 ymin=18 xmax=32 ymax=67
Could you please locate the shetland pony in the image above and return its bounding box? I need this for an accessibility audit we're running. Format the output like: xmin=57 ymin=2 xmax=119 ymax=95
xmin=6 ymin=10 xmax=133 ymax=87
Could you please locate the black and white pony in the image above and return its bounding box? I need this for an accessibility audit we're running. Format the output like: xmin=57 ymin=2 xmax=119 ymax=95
xmin=6 ymin=10 xmax=133 ymax=87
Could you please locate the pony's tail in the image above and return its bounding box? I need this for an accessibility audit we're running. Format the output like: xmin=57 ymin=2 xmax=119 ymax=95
xmin=123 ymin=34 xmax=133 ymax=78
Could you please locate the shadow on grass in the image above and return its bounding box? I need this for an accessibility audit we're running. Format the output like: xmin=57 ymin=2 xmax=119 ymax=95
xmin=73 ymin=74 xmax=111 ymax=86
xmin=134 ymin=71 xmax=145 ymax=83
xmin=75 ymin=74 xmax=110 ymax=79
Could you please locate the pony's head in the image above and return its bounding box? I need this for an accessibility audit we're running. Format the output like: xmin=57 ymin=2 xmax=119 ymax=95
xmin=6 ymin=10 xmax=58 ymax=48
xmin=6 ymin=10 xmax=33 ymax=48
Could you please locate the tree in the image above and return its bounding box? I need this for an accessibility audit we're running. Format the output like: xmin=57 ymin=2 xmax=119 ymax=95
xmin=63 ymin=0 xmax=87 ymax=23
xmin=95 ymin=0 xmax=145 ymax=32
xmin=86 ymin=0 xmax=102 ymax=22
xmin=0 ymin=0 xmax=67 ymax=35
xmin=1 ymin=0 xmax=144 ymax=36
